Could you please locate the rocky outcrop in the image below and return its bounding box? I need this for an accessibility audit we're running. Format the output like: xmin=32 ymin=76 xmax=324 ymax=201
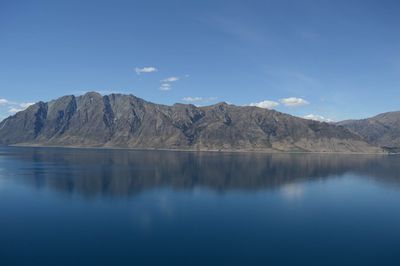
xmin=0 ymin=92 xmax=383 ymax=153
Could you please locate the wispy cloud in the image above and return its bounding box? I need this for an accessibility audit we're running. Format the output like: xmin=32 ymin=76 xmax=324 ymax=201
xmin=0 ymin=98 xmax=9 ymax=105
xmin=7 ymin=102 xmax=35 ymax=114
xmin=182 ymin=96 xmax=218 ymax=104
xmin=159 ymin=76 xmax=181 ymax=92
xmin=135 ymin=66 xmax=158 ymax=75
xmin=248 ymin=100 xmax=279 ymax=109
xmin=182 ymin=97 xmax=203 ymax=102
xmin=0 ymin=98 xmax=35 ymax=117
xmin=161 ymin=76 xmax=179 ymax=82
xmin=159 ymin=83 xmax=171 ymax=91
xmin=280 ymin=97 xmax=309 ymax=107
xmin=303 ymin=114 xmax=334 ymax=123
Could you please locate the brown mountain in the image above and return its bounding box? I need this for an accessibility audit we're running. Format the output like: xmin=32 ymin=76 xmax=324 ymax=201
xmin=337 ymin=111 xmax=400 ymax=152
xmin=0 ymin=92 xmax=383 ymax=153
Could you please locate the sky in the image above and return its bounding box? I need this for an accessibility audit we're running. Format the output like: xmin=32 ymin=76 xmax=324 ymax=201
xmin=1 ymin=0 xmax=400 ymax=122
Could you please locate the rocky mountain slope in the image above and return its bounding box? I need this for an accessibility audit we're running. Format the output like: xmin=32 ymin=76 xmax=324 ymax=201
xmin=337 ymin=111 xmax=400 ymax=151
xmin=0 ymin=92 xmax=383 ymax=153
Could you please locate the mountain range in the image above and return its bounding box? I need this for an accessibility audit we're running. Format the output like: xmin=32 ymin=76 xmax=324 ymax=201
xmin=0 ymin=92 xmax=397 ymax=153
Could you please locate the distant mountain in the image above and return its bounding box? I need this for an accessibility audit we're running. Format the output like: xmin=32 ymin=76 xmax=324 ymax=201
xmin=0 ymin=92 xmax=382 ymax=153
xmin=337 ymin=111 xmax=400 ymax=152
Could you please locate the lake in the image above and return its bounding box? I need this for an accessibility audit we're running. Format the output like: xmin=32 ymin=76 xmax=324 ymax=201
xmin=1 ymin=147 xmax=400 ymax=265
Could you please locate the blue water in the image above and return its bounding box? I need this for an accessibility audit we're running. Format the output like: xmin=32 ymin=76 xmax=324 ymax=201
xmin=1 ymin=147 xmax=400 ymax=265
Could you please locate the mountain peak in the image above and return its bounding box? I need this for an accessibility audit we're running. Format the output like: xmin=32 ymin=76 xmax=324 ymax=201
xmin=0 ymin=93 xmax=384 ymax=153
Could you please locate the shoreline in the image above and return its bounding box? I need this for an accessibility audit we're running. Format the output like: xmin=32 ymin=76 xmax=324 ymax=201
xmin=5 ymin=143 xmax=393 ymax=156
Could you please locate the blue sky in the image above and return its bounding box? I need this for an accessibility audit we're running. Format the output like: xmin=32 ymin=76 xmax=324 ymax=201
xmin=1 ymin=0 xmax=400 ymax=122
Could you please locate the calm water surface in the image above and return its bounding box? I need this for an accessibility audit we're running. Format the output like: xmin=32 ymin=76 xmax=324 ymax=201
xmin=1 ymin=147 xmax=400 ymax=265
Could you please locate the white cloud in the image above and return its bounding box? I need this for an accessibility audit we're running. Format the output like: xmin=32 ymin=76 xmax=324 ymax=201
xmin=158 ymin=77 xmax=179 ymax=91
xmin=135 ymin=66 xmax=158 ymax=75
xmin=0 ymin=99 xmax=36 ymax=118
xmin=280 ymin=97 xmax=309 ymax=107
xmin=182 ymin=97 xmax=218 ymax=104
xmin=249 ymin=100 xmax=279 ymax=109
xmin=0 ymin=98 xmax=9 ymax=105
xmin=303 ymin=114 xmax=334 ymax=123
xmin=182 ymin=97 xmax=203 ymax=102
xmin=161 ymin=76 xmax=179 ymax=82
xmin=159 ymin=83 xmax=171 ymax=91
xmin=7 ymin=102 xmax=35 ymax=114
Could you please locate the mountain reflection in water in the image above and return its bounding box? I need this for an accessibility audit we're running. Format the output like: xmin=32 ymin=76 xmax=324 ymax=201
xmin=1 ymin=147 xmax=399 ymax=198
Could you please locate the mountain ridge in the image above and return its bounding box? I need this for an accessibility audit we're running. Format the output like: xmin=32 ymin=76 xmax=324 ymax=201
xmin=337 ymin=111 xmax=400 ymax=152
xmin=0 ymin=92 xmax=384 ymax=153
